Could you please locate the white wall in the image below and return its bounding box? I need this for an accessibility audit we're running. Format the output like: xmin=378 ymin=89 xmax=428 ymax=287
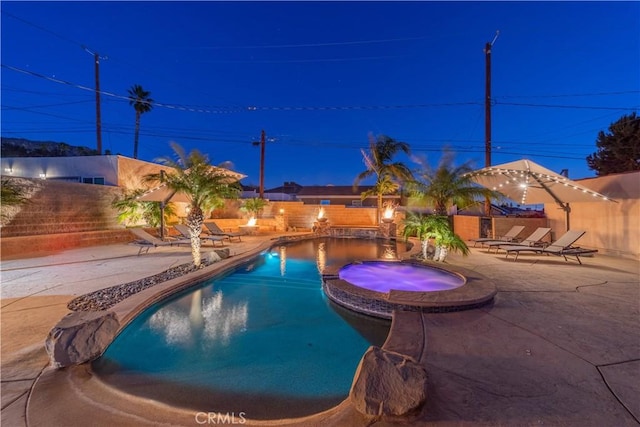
xmin=1 ymin=156 xmax=120 ymax=186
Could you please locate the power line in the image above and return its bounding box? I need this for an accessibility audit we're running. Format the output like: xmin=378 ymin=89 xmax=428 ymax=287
xmin=4 ymin=64 xmax=638 ymax=114
xmin=2 ymin=99 xmax=94 ymax=109
xmin=2 ymin=10 xmax=86 ymax=49
xmin=496 ymin=101 xmax=637 ymax=111
xmin=495 ymin=90 xmax=640 ymax=99
xmin=1 ymin=103 xmax=95 ymax=123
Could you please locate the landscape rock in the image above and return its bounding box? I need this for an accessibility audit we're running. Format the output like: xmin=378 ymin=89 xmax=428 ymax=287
xmin=349 ymin=346 xmax=428 ymax=417
xmin=45 ymin=311 xmax=119 ymax=368
xmin=213 ymin=247 xmax=230 ymax=259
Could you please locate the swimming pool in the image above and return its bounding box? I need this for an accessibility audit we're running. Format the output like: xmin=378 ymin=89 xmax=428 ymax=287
xmin=93 ymin=238 xmax=393 ymax=420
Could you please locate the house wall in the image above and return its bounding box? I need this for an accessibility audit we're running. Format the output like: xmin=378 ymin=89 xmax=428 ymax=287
xmin=1 ymin=155 xmax=120 ymax=185
xmin=115 ymin=156 xmax=174 ymax=189
xmin=0 ymin=155 xmax=174 ymax=189
xmin=544 ymin=171 xmax=639 ymax=259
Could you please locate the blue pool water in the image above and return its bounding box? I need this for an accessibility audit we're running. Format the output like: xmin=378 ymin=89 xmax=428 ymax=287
xmin=93 ymin=238 xmax=393 ymax=419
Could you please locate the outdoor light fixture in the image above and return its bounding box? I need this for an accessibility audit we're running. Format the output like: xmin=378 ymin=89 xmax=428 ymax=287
xmin=4 ymin=167 xmax=13 ymax=174
xmin=317 ymin=207 xmax=327 ymax=222
xmin=39 ymin=173 xmax=46 ymax=179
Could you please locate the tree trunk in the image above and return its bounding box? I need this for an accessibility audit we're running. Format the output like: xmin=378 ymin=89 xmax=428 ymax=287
xmin=421 ymin=239 xmax=428 ymax=260
xmin=187 ymin=205 xmax=204 ymax=267
xmin=433 ymin=245 xmax=441 ymax=261
xmin=437 ymin=246 xmax=448 ymax=262
xmin=377 ymin=193 xmax=383 ymax=225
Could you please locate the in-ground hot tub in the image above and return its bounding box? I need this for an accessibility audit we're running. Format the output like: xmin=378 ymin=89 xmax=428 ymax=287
xmin=322 ymin=260 xmax=497 ymax=319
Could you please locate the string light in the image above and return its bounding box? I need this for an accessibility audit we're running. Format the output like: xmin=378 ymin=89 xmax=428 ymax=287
xmin=470 ymin=165 xmax=614 ymax=204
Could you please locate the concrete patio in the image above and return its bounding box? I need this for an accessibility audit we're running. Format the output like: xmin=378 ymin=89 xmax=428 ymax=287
xmin=1 ymin=233 xmax=638 ymax=426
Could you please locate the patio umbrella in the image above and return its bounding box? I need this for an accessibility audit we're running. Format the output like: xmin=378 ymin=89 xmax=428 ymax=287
xmin=137 ymin=167 xmax=246 ymax=239
xmin=465 ymin=159 xmax=615 ymax=231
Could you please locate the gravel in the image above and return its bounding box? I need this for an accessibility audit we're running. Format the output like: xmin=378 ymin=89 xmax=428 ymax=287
xmin=67 ymin=258 xmax=217 ymax=312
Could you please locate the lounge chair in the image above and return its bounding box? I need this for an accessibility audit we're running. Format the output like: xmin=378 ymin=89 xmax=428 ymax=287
xmin=499 ymin=230 xmax=597 ymax=264
xmin=484 ymin=227 xmax=552 ymax=253
xmin=471 ymin=225 xmax=526 ymax=247
xmin=129 ymin=228 xmax=191 ymax=255
xmin=174 ymin=224 xmax=226 ymax=247
xmin=204 ymin=221 xmax=245 ymax=242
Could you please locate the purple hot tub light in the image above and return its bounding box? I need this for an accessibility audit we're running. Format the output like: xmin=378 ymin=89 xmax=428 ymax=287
xmin=338 ymin=261 xmax=465 ymax=293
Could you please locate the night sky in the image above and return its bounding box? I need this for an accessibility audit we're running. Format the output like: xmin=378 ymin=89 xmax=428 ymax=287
xmin=2 ymin=1 xmax=638 ymax=188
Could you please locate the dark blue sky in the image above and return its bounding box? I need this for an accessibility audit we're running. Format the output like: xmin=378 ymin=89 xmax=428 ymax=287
xmin=2 ymin=1 xmax=638 ymax=188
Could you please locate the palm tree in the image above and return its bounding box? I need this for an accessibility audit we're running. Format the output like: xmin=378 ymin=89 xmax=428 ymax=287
xmin=128 ymin=84 xmax=154 ymax=159
xmin=402 ymin=212 xmax=469 ymax=262
xmin=433 ymin=226 xmax=470 ymax=261
xmin=408 ymin=150 xmax=501 ymax=215
xmin=353 ymin=133 xmax=413 ymax=223
xmin=402 ymin=213 xmax=449 ymax=260
xmin=359 ymin=174 xmax=399 ymax=207
xmin=240 ymin=197 xmax=268 ymax=219
xmin=144 ymin=142 xmax=241 ymax=267
xmin=111 ymin=188 xmax=176 ymax=231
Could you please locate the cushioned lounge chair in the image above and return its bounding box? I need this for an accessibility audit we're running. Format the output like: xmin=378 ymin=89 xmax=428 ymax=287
xmin=204 ymin=221 xmax=245 ymax=242
xmin=129 ymin=228 xmax=191 ymax=255
xmin=499 ymin=230 xmax=597 ymax=264
xmin=174 ymin=224 xmax=226 ymax=247
xmin=484 ymin=227 xmax=552 ymax=253
xmin=471 ymin=225 xmax=526 ymax=247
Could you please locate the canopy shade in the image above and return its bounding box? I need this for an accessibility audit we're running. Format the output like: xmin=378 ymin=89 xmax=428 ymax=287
xmin=465 ymin=159 xmax=615 ymax=230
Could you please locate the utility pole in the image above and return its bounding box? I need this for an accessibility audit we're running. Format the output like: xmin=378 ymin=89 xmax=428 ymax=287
xmin=253 ymin=130 xmax=267 ymax=199
xmin=484 ymin=31 xmax=499 ymax=217
xmin=94 ymin=52 xmax=102 ymax=155
xmin=84 ymin=47 xmax=106 ymax=155
xmin=259 ymin=129 xmax=266 ymax=199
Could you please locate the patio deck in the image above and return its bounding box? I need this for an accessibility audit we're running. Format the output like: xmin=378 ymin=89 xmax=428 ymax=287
xmin=1 ymin=232 xmax=638 ymax=426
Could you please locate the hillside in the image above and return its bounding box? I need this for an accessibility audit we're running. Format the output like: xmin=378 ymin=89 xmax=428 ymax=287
xmin=1 ymin=137 xmax=99 ymax=157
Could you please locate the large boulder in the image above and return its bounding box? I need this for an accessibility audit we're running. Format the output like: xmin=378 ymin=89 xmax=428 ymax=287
xmin=45 ymin=311 xmax=119 ymax=368
xmin=349 ymin=346 xmax=428 ymax=417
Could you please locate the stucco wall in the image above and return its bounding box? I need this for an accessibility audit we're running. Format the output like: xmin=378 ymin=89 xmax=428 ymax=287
xmin=453 ymin=215 xmax=550 ymax=244
xmin=115 ymin=156 xmax=174 ymax=189
xmin=544 ymin=171 xmax=639 ymax=259
xmin=269 ymin=201 xmax=378 ymax=229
